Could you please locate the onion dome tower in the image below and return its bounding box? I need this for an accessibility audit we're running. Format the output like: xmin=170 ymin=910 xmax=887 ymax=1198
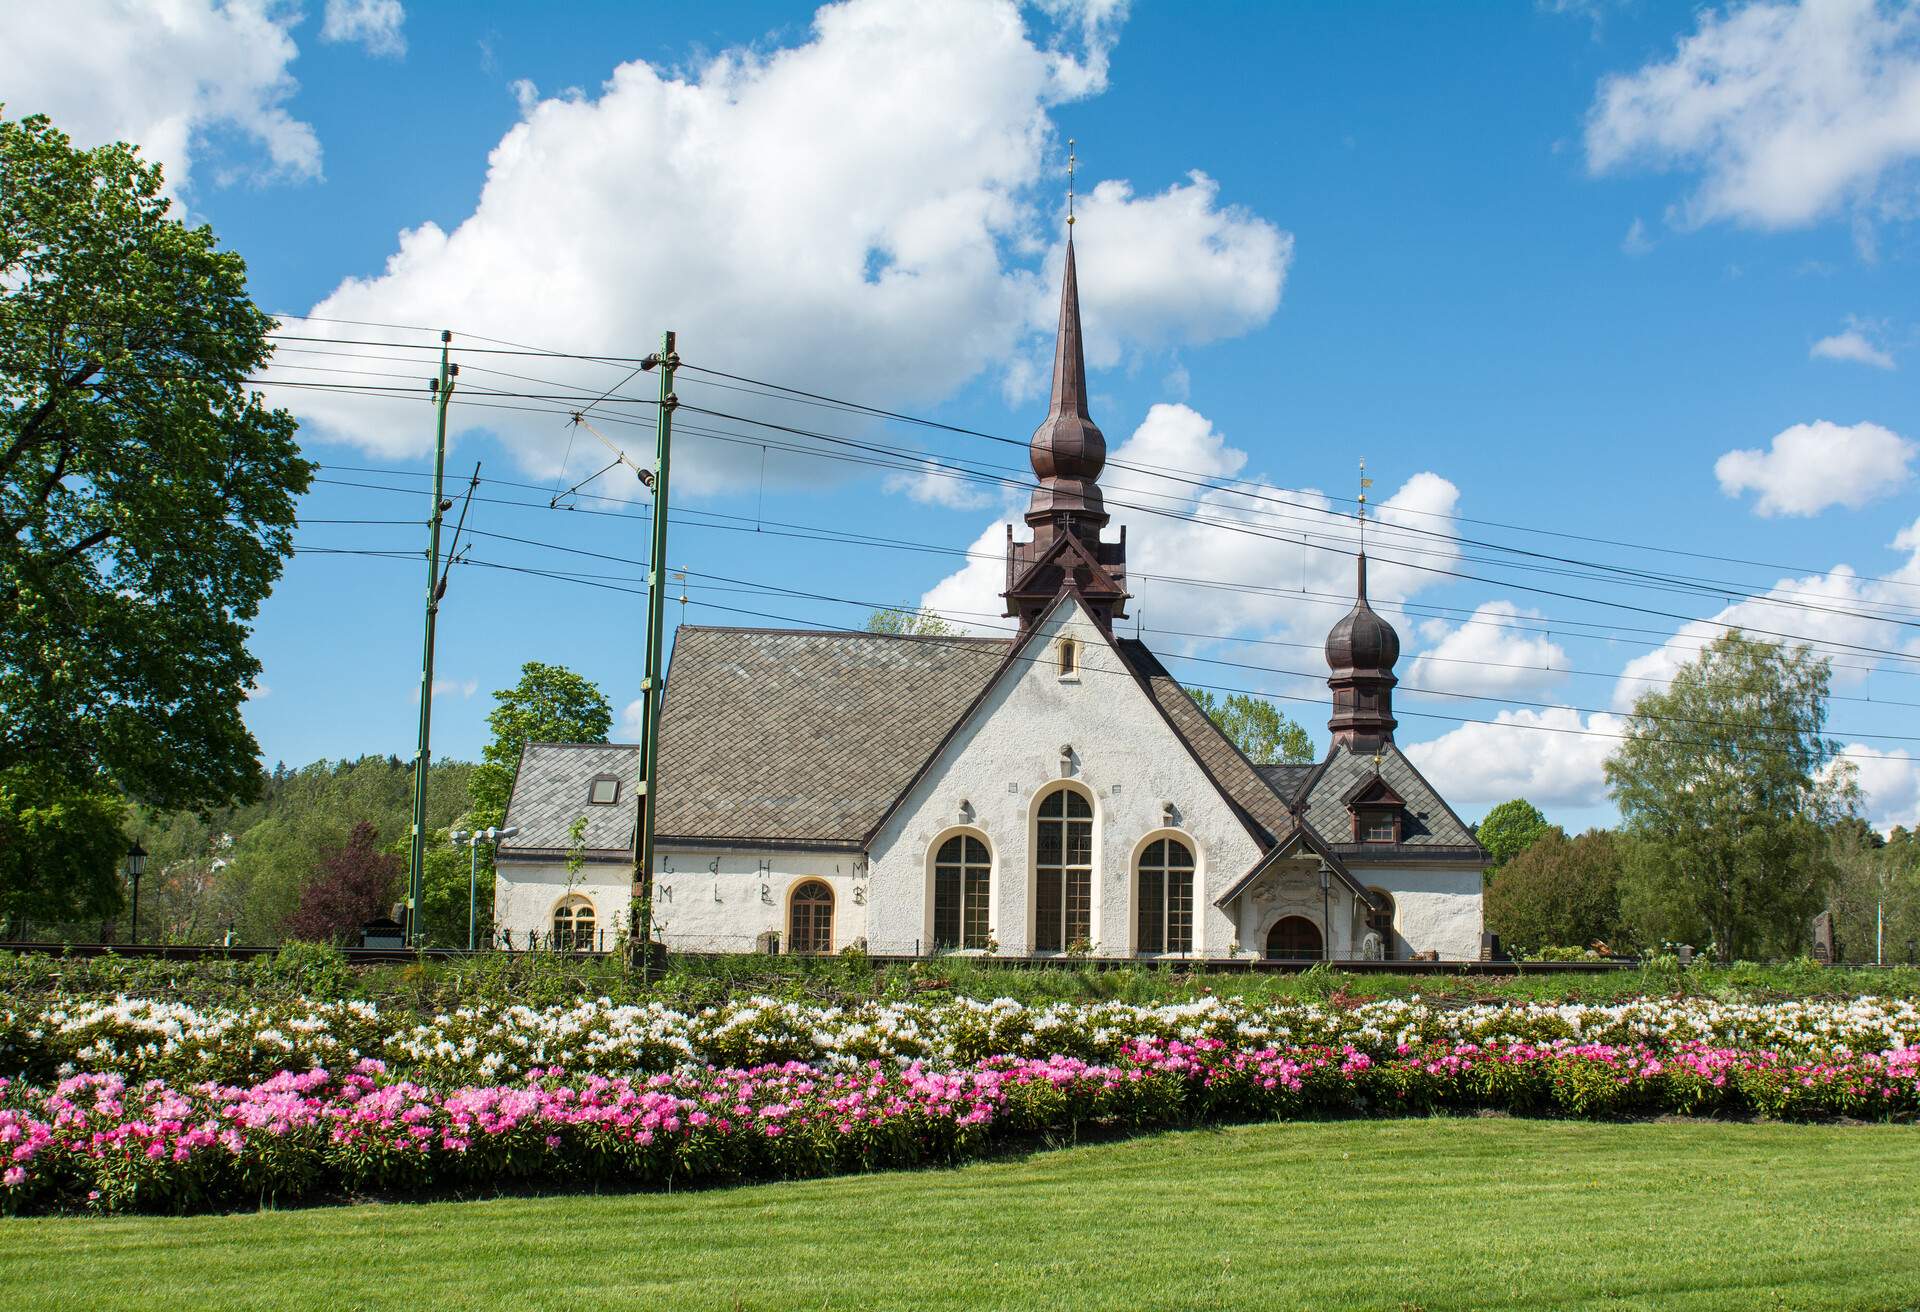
xmin=1325 ymin=554 xmax=1400 ymax=752
xmin=1004 ymin=145 xmax=1128 ymax=633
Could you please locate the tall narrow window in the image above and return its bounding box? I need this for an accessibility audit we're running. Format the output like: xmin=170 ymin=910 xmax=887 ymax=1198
xmin=1365 ymin=889 xmax=1396 ymax=961
xmin=933 ymin=835 xmax=992 ymax=949
xmin=1058 ymin=638 xmax=1078 ymax=677
xmin=1136 ymin=838 xmax=1195 ymax=954
xmin=1035 ymin=788 xmax=1093 ymax=951
xmin=552 ymin=896 xmax=596 ymax=952
xmin=789 ymin=880 xmax=834 ymax=955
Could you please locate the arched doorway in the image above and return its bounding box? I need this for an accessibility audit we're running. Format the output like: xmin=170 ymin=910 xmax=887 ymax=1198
xmin=788 ymin=879 xmax=834 ymax=955
xmin=1265 ymin=915 xmax=1322 ymax=961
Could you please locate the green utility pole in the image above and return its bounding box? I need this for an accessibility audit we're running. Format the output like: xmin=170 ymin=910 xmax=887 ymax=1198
xmin=631 ymin=330 xmax=678 ymax=965
xmin=407 ymin=332 xmax=456 ymax=946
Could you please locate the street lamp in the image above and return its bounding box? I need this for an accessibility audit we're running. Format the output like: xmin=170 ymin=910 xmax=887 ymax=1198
xmin=125 ymin=841 xmax=148 ymax=945
xmin=450 ymin=826 xmax=520 ymax=951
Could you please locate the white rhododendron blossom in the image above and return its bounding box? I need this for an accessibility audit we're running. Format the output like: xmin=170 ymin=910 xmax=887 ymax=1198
xmin=6 ymin=993 xmax=1917 ymax=1084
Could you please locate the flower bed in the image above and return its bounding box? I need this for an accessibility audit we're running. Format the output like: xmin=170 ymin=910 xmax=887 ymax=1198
xmin=3 ymin=1037 xmax=1916 ymax=1215
xmin=7 ymin=994 xmax=1919 ymax=1086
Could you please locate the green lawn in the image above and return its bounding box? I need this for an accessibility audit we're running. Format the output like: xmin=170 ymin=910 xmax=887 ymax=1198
xmin=5 ymin=1119 xmax=1919 ymax=1311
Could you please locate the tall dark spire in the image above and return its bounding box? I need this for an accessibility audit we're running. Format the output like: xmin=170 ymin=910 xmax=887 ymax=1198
xmin=1025 ymin=236 xmax=1108 ymax=529
xmin=1325 ymin=553 xmax=1400 ymax=752
xmin=1002 ymin=174 xmax=1128 ymax=633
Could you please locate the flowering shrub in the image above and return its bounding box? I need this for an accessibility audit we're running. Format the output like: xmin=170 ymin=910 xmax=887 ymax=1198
xmin=2 ymin=1038 xmax=1915 ymax=1215
xmin=6 ymin=993 xmax=1917 ymax=1085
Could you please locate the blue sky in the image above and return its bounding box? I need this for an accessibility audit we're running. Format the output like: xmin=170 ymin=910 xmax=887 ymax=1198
xmin=4 ymin=0 xmax=1918 ymax=831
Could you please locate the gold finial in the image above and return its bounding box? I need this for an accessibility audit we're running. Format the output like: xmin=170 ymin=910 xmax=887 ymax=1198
xmin=1067 ymin=138 xmax=1076 ymax=227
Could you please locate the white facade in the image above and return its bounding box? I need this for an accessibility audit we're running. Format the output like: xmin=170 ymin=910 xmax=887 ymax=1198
xmin=867 ymin=598 xmax=1265 ymax=957
xmin=491 ymin=596 xmax=1484 ymax=961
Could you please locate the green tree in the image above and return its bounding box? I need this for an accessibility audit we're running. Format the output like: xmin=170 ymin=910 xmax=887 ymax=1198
xmin=0 ymin=113 xmax=310 ymax=919
xmin=865 ymin=606 xmax=955 ymax=636
xmin=468 ymin=662 xmax=614 ymax=828
xmin=1605 ymin=630 xmax=1851 ymax=961
xmin=1187 ymin=689 xmax=1314 ymax=764
xmin=1827 ymin=822 xmax=1919 ymax=966
xmin=283 ymin=822 xmax=402 ymax=944
xmin=0 ymin=767 xmax=127 ymax=933
xmin=1483 ymin=828 xmax=1630 ymax=955
xmin=1475 ymin=799 xmax=1555 ymax=868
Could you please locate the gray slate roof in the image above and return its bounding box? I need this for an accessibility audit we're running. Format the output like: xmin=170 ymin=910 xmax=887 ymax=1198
xmin=651 ymin=626 xmax=1009 ymax=844
xmin=496 ymin=742 xmax=640 ymax=859
xmin=495 ymin=623 xmax=1483 ymax=870
xmin=1115 ymin=639 xmax=1292 ymax=845
xmin=1296 ymin=742 xmax=1485 ymax=860
xmin=1255 ymin=763 xmax=1318 ymax=806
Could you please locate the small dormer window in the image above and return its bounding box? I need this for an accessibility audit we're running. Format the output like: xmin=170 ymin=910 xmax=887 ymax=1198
xmin=1059 ymin=638 xmax=1078 ymax=678
xmin=588 ymin=776 xmax=620 ymax=805
xmin=1358 ymin=808 xmax=1399 ymax=843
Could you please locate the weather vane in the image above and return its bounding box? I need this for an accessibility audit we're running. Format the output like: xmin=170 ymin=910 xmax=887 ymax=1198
xmin=1358 ymin=457 xmax=1372 ymax=553
xmin=1067 ymin=138 xmax=1076 ymax=227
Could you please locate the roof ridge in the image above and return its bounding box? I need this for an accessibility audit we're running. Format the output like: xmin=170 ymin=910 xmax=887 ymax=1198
xmin=522 ymin=740 xmax=640 ymax=750
xmin=674 ymin=624 xmax=1009 ymax=644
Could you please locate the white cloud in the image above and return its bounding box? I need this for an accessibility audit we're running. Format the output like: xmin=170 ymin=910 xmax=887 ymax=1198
xmin=920 ymin=402 xmax=1463 ymax=658
xmin=0 ymin=0 xmax=321 ymax=196
xmin=1811 ymin=325 xmax=1897 ymax=369
xmin=1051 ymin=172 xmax=1291 ymax=374
xmin=1585 ymin=0 xmax=1920 ymax=230
xmin=270 ymin=0 xmax=1289 ymax=492
xmin=1405 ymin=602 xmax=1570 ymax=697
xmin=1404 ymin=707 xmax=1627 ymax=810
xmin=882 ymin=460 xmax=1002 ymax=510
xmin=1620 ymin=216 xmax=1653 ymax=254
xmin=1715 ymin=419 xmax=1915 ymax=516
xmin=322 ymin=0 xmax=406 ymax=57
xmin=1613 ymin=514 xmax=1920 ymax=706
xmin=1837 ymin=745 xmax=1920 ymax=830
xmin=246 ymin=680 xmax=271 ymax=701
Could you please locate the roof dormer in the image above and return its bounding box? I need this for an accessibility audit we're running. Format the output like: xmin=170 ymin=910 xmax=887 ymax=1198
xmin=1342 ymin=772 xmax=1405 ymax=844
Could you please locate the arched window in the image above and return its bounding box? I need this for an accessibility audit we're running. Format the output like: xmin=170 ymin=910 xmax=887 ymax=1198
xmin=1034 ymin=788 xmax=1093 ymax=951
xmin=789 ymin=879 xmax=834 ymax=955
xmin=1365 ymin=889 xmax=1396 ymax=961
xmin=1136 ymin=838 xmax=1195 ymax=954
xmin=1265 ymin=915 xmax=1322 ymax=961
xmin=933 ymin=834 xmax=991 ymax=950
xmin=552 ymin=896 xmax=596 ymax=952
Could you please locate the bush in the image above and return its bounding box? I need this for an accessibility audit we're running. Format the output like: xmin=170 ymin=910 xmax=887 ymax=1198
xmin=1486 ymin=829 xmax=1631 ymax=955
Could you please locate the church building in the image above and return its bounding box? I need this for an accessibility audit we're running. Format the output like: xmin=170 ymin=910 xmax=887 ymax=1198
xmin=493 ymin=236 xmax=1488 ymax=961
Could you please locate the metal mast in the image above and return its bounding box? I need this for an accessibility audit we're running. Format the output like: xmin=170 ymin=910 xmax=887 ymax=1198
xmin=407 ymin=332 xmax=455 ymax=945
xmin=631 ymin=331 xmax=678 ymax=961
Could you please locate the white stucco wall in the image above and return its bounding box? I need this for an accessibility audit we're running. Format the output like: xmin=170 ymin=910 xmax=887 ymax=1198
xmin=650 ymin=849 xmax=867 ymax=954
xmin=492 ymin=859 xmax=632 ymax=952
xmin=494 ymin=851 xmax=869 ymax=954
xmin=867 ymin=598 xmax=1266 ymax=957
xmin=1346 ymin=863 xmax=1484 ymax=960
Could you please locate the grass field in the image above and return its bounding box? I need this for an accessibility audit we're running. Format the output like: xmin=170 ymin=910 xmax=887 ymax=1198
xmin=4 ymin=1119 xmax=1918 ymax=1311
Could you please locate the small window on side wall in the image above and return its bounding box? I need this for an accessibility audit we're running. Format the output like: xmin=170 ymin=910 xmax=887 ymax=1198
xmin=588 ymin=775 xmax=620 ymax=805
xmin=1059 ymin=638 xmax=1078 ymax=678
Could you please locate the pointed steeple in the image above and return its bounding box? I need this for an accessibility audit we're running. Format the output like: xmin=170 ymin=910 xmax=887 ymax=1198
xmin=1025 ymin=235 xmax=1108 ymax=529
xmin=1325 ymin=553 xmax=1401 ymax=752
xmin=1003 ymin=147 xmax=1128 ymax=633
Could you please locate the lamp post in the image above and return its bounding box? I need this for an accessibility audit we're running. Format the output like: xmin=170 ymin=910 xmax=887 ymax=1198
xmin=125 ymin=841 xmax=148 ymax=945
xmin=450 ymin=826 xmax=519 ymax=951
